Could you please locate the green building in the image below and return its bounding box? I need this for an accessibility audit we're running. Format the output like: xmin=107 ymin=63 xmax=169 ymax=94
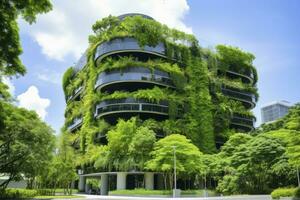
xmin=62 ymin=13 xmax=258 ymax=194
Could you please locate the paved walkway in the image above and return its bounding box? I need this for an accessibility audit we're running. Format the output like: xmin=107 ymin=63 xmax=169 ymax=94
xmin=75 ymin=194 xmax=274 ymax=200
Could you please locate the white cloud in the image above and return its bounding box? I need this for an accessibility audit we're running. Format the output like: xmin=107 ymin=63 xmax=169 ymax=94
xmin=36 ymin=69 xmax=62 ymax=85
xmin=20 ymin=0 xmax=191 ymax=61
xmin=2 ymin=77 xmax=15 ymax=96
xmin=17 ymin=86 xmax=51 ymax=120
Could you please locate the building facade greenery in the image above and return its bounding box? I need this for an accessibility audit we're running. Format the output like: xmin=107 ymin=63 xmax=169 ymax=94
xmin=62 ymin=14 xmax=260 ymax=191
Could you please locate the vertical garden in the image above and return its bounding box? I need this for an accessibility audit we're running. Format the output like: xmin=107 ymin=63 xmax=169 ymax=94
xmin=62 ymin=13 xmax=258 ymax=190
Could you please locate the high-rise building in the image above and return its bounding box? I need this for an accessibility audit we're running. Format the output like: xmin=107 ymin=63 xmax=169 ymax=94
xmin=62 ymin=13 xmax=258 ymax=194
xmin=261 ymin=101 xmax=291 ymax=123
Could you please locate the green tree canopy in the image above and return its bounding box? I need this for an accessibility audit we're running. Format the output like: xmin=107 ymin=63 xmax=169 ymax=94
xmin=0 ymin=0 xmax=52 ymax=99
xmin=146 ymin=134 xmax=203 ymax=175
xmin=217 ymin=134 xmax=292 ymax=194
xmin=94 ymin=117 xmax=156 ymax=171
xmin=0 ymin=101 xmax=55 ymax=189
xmin=0 ymin=0 xmax=52 ymax=76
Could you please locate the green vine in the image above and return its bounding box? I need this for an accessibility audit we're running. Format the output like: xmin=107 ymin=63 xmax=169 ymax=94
xmin=61 ymin=14 xmax=259 ymax=168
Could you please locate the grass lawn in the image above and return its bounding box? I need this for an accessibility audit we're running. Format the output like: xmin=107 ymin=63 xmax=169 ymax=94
xmin=109 ymin=188 xmax=217 ymax=196
xmin=34 ymin=195 xmax=84 ymax=199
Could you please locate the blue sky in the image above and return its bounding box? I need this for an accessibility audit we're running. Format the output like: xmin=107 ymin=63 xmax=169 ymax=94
xmin=8 ymin=0 xmax=300 ymax=134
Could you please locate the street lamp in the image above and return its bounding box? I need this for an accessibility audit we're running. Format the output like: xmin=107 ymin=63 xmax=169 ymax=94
xmin=172 ymin=145 xmax=177 ymax=198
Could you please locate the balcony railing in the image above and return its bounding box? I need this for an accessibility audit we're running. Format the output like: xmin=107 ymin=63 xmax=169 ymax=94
xmin=74 ymin=52 xmax=87 ymax=72
xmin=67 ymin=117 xmax=83 ymax=132
xmin=94 ymin=98 xmax=168 ymax=119
xmin=230 ymin=113 xmax=255 ymax=131
xmin=66 ymin=86 xmax=83 ymax=102
xmin=221 ymin=87 xmax=256 ymax=108
xmin=225 ymin=70 xmax=254 ymax=84
xmin=95 ymin=67 xmax=175 ymax=91
xmin=94 ymin=37 xmax=166 ymax=63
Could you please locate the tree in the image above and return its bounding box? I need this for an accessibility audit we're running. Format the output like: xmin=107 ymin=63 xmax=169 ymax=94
xmin=217 ymin=134 xmax=290 ymax=194
xmin=0 ymin=0 xmax=52 ymax=98
xmin=219 ymin=133 xmax=252 ymax=157
xmin=287 ymin=132 xmax=300 ymax=187
xmin=56 ymin=134 xmax=78 ymax=195
xmin=94 ymin=117 xmax=156 ymax=171
xmin=261 ymin=104 xmax=300 ymax=186
xmin=0 ymin=0 xmax=52 ymax=76
xmin=36 ymin=133 xmax=77 ymax=195
xmin=0 ymin=101 xmax=55 ymax=189
xmin=146 ymin=134 xmax=203 ymax=189
xmin=129 ymin=126 xmax=156 ymax=169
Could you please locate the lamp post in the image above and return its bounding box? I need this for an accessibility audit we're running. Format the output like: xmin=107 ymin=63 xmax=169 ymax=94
xmin=172 ymin=145 xmax=177 ymax=198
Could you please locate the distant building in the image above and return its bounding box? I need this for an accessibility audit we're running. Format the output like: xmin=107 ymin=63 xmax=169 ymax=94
xmin=261 ymin=101 xmax=291 ymax=123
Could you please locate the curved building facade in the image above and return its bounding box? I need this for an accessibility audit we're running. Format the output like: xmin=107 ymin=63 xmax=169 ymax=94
xmin=62 ymin=13 xmax=258 ymax=194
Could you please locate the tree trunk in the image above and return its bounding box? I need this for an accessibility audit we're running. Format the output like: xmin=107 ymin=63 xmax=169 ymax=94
xmin=163 ymin=173 xmax=167 ymax=190
xmin=297 ymin=167 xmax=300 ymax=187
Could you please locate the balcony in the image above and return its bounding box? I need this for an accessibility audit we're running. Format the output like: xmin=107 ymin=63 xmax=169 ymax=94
xmin=67 ymin=117 xmax=83 ymax=132
xmin=74 ymin=52 xmax=87 ymax=72
xmin=230 ymin=113 xmax=255 ymax=132
xmin=95 ymin=67 xmax=175 ymax=93
xmin=95 ymin=131 xmax=164 ymax=145
xmin=225 ymin=70 xmax=254 ymax=84
xmin=221 ymin=87 xmax=256 ymax=109
xmin=66 ymin=86 xmax=83 ymax=102
xmin=94 ymin=98 xmax=169 ymax=123
xmin=94 ymin=37 xmax=166 ymax=64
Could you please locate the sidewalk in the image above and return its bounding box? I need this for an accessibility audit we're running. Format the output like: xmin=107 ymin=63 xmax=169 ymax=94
xmin=77 ymin=194 xmax=273 ymax=200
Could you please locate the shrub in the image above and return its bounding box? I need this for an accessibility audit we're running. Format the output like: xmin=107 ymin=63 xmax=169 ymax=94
xmin=271 ymin=187 xmax=297 ymax=199
xmin=1 ymin=188 xmax=38 ymax=199
xmin=294 ymin=187 xmax=300 ymax=198
xmin=36 ymin=188 xmax=55 ymax=196
xmin=109 ymin=189 xmax=172 ymax=196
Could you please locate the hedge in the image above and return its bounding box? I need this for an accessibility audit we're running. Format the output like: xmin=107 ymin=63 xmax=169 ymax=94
xmin=271 ymin=187 xmax=297 ymax=199
xmin=1 ymin=188 xmax=38 ymax=199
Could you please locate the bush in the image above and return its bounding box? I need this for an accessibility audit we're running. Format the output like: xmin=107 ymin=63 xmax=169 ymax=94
xmin=109 ymin=189 xmax=172 ymax=196
xmin=294 ymin=187 xmax=300 ymax=198
xmin=1 ymin=188 xmax=38 ymax=199
xmin=271 ymin=187 xmax=297 ymax=199
xmin=108 ymin=189 xmax=216 ymax=196
xmin=36 ymin=188 xmax=55 ymax=196
xmin=181 ymin=189 xmax=217 ymax=196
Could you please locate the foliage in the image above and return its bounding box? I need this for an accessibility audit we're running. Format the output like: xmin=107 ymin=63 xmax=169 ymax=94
xmin=1 ymin=188 xmax=38 ymax=199
xmin=219 ymin=133 xmax=253 ymax=157
xmin=0 ymin=101 xmax=55 ymax=190
xmin=271 ymin=187 xmax=297 ymax=199
xmin=0 ymin=78 xmax=11 ymax=100
xmin=94 ymin=117 xmax=156 ymax=171
xmin=36 ymin=132 xmax=77 ymax=195
xmin=217 ymin=134 xmax=293 ymax=194
xmin=0 ymin=0 xmax=52 ymax=77
xmin=91 ymin=15 xmax=120 ymax=41
xmin=63 ymin=14 xmax=259 ymax=186
xmin=109 ymin=189 xmax=172 ymax=195
xmin=185 ymin=58 xmax=216 ymax=153
xmin=146 ymin=134 xmax=203 ymax=174
xmin=33 ymin=195 xmax=82 ymax=199
xmin=295 ymin=187 xmax=300 ymax=198
xmin=216 ymin=45 xmax=256 ymax=83
xmin=62 ymin=67 xmax=74 ymax=94
xmin=108 ymin=188 xmax=216 ymax=196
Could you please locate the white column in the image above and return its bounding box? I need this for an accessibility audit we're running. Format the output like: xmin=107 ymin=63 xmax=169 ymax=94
xmin=85 ymin=182 xmax=89 ymax=193
xmin=144 ymin=172 xmax=154 ymax=190
xmin=100 ymin=174 xmax=108 ymax=195
xmin=78 ymin=175 xmax=86 ymax=192
xmin=117 ymin=172 xmax=127 ymax=190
